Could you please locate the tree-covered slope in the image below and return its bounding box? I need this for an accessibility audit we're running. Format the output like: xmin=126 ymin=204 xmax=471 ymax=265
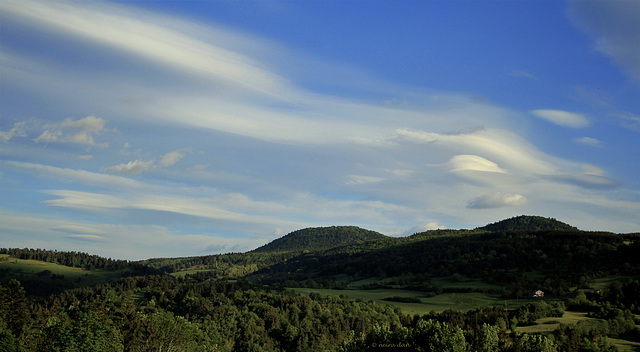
xmin=250 ymin=229 xmax=640 ymax=296
xmin=0 ymin=248 xmax=159 ymax=297
xmin=251 ymin=226 xmax=387 ymax=253
xmin=477 ymin=215 xmax=577 ymax=232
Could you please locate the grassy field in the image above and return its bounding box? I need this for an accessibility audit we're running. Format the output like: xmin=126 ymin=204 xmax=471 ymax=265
xmin=292 ymin=287 xmax=535 ymax=316
xmin=590 ymin=275 xmax=636 ymax=290
xmin=608 ymin=338 xmax=640 ymax=352
xmin=0 ymin=254 xmax=124 ymax=291
xmin=517 ymin=311 xmax=640 ymax=351
xmin=516 ymin=311 xmax=591 ymax=334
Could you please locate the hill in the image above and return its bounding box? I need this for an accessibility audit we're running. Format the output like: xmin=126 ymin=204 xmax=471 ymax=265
xmin=251 ymin=226 xmax=387 ymax=253
xmin=0 ymin=248 xmax=158 ymax=297
xmin=477 ymin=215 xmax=577 ymax=232
xmin=250 ymin=229 xmax=640 ymax=296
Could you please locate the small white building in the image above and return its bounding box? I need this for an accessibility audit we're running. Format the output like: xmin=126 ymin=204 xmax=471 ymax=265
xmin=530 ymin=290 xmax=544 ymax=298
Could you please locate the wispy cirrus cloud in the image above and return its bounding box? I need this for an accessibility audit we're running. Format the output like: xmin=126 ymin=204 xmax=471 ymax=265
xmin=0 ymin=211 xmax=266 ymax=259
xmin=2 ymin=161 xmax=142 ymax=189
xmin=102 ymin=159 xmax=155 ymax=175
xmin=573 ymin=137 xmax=604 ymax=148
xmin=567 ymin=0 xmax=640 ymax=82
xmin=510 ymin=70 xmax=538 ymax=80
xmin=467 ymin=193 xmax=528 ymax=209
xmin=102 ymin=149 xmax=187 ymax=175
xmin=0 ymin=121 xmax=30 ymax=142
xmin=530 ymin=109 xmax=590 ymax=128
xmin=0 ymin=0 xmax=291 ymax=99
xmin=1 ymin=0 xmax=638 ymax=260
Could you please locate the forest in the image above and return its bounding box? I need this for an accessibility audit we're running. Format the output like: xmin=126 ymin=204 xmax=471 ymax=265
xmin=1 ymin=216 xmax=639 ymax=351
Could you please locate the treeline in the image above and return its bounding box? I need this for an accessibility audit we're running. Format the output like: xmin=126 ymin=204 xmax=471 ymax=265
xmin=0 ymin=248 xmax=157 ymax=275
xmin=2 ymin=276 xmax=637 ymax=351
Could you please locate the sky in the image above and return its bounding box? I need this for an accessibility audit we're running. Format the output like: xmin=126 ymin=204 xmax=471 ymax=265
xmin=1 ymin=0 xmax=639 ymax=260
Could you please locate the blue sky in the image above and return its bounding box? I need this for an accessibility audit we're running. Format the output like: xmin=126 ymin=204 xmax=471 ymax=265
xmin=1 ymin=0 xmax=639 ymax=260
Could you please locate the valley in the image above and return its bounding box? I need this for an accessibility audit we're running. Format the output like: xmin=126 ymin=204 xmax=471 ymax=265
xmin=1 ymin=215 xmax=639 ymax=351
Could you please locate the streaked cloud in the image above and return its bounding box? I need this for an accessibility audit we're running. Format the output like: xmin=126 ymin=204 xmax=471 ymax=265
xmin=66 ymin=234 xmax=107 ymax=241
xmin=0 ymin=0 xmax=638 ymax=259
xmin=467 ymin=193 xmax=528 ymax=209
xmin=2 ymin=161 xmax=142 ymax=189
xmin=550 ymin=164 xmax=620 ymax=189
xmin=573 ymin=137 xmax=604 ymax=148
xmin=0 ymin=121 xmax=29 ymax=142
xmin=103 ymin=149 xmax=187 ymax=175
xmin=345 ymin=175 xmax=386 ymax=185
xmin=103 ymin=159 xmax=155 ymax=175
xmin=510 ymin=70 xmax=538 ymax=80
xmin=0 ymin=212 xmax=266 ymax=259
xmin=0 ymin=0 xmax=291 ymax=98
xmin=617 ymin=112 xmax=640 ymax=132
xmin=159 ymin=149 xmax=187 ymax=168
xmin=403 ymin=222 xmax=447 ymax=236
xmin=530 ymin=109 xmax=590 ymax=128
xmin=568 ymin=0 xmax=640 ymax=81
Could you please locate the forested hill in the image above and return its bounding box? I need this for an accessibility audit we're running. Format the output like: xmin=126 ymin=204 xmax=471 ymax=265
xmin=477 ymin=215 xmax=577 ymax=232
xmin=251 ymin=226 xmax=387 ymax=253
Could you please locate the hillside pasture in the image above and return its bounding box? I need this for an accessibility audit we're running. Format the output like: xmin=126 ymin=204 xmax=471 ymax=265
xmin=292 ymin=287 xmax=533 ymax=315
xmin=516 ymin=311 xmax=591 ymax=334
xmin=516 ymin=311 xmax=640 ymax=352
xmin=0 ymin=254 xmax=124 ymax=294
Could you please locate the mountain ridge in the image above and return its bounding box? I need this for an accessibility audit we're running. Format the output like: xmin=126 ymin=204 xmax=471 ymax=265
xmin=251 ymin=226 xmax=388 ymax=253
xmin=477 ymin=215 xmax=577 ymax=232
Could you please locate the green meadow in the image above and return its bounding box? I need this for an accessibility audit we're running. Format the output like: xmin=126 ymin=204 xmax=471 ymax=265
xmin=292 ymin=287 xmax=533 ymax=315
xmin=516 ymin=310 xmax=640 ymax=352
xmin=0 ymin=254 xmax=123 ymax=290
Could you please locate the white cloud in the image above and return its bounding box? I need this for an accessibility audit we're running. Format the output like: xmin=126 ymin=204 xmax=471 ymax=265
xmin=0 ymin=0 xmax=291 ymax=98
xmin=41 ymin=189 xmax=303 ymax=229
xmin=187 ymin=164 xmax=209 ymax=172
xmin=448 ymin=155 xmax=506 ymax=173
xmin=66 ymin=234 xmax=107 ymax=241
xmin=1 ymin=0 xmax=638 ymax=257
xmin=403 ymin=222 xmax=447 ymax=235
xmin=2 ymin=161 xmax=142 ymax=188
xmin=581 ymin=163 xmax=605 ymax=176
xmin=568 ymin=0 xmax=640 ymax=81
xmin=573 ymin=137 xmax=604 ymax=148
xmin=345 ymin=175 xmax=385 ymax=185
xmin=102 ymin=159 xmax=155 ymax=175
xmin=510 ymin=70 xmax=538 ymax=80
xmin=34 ymin=116 xmax=108 ymax=147
xmin=0 ymin=121 xmax=29 ymax=142
xmin=548 ymin=164 xmax=618 ymax=189
xmin=51 ymin=224 xmax=106 ymax=236
xmin=158 ymin=149 xmax=187 ymax=168
xmin=0 ymin=211 xmax=266 ymax=259
xmin=396 ymin=128 xmax=557 ymax=175
xmin=617 ymin=112 xmax=640 ymax=132
xmin=467 ymin=193 xmax=528 ymax=209
xmin=530 ymin=109 xmax=590 ymax=128
xmin=103 ymin=149 xmax=188 ymax=175
xmin=552 ymin=173 xmax=619 ymax=189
